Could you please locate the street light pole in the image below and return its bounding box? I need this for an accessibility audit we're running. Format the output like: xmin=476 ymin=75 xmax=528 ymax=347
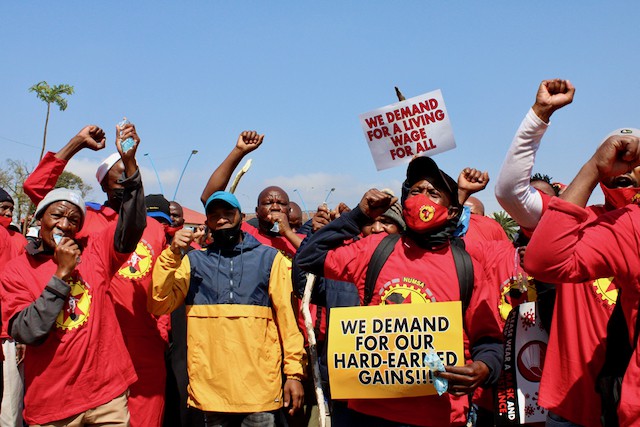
xmin=173 ymin=150 xmax=198 ymax=200
xmin=143 ymin=153 xmax=165 ymax=195
xmin=293 ymin=189 xmax=310 ymax=222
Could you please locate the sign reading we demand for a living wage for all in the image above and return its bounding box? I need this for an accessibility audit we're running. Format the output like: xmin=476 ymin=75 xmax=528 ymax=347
xmin=328 ymin=302 xmax=464 ymax=400
xmin=359 ymin=89 xmax=455 ymax=171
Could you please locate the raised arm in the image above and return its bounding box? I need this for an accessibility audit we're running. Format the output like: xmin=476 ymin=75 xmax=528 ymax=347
xmin=23 ymin=126 xmax=106 ymax=204
xmin=525 ymin=133 xmax=640 ymax=282
xmin=295 ymin=190 xmax=394 ymax=276
xmin=495 ymin=79 xmax=574 ymax=229
xmin=149 ymin=228 xmax=196 ymax=315
xmin=112 ymin=123 xmax=146 ymax=254
xmin=200 ymin=131 xmax=264 ymax=205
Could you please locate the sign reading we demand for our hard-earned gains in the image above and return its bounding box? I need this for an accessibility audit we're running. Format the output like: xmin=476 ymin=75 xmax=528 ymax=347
xmin=328 ymin=302 xmax=463 ymax=400
xmin=359 ymin=89 xmax=455 ymax=171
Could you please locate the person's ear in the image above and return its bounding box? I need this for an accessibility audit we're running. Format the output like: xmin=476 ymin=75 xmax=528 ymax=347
xmin=447 ymin=206 xmax=459 ymax=220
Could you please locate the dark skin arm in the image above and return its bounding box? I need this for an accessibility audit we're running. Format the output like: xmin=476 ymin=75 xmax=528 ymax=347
xmin=457 ymin=168 xmax=489 ymax=205
xmin=531 ymin=79 xmax=575 ymax=124
xmin=560 ymin=134 xmax=640 ymax=207
xmin=54 ymin=126 xmax=107 ymax=161
xmin=283 ymin=378 xmax=304 ymax=415
xmin=435 ymin=361 xmax=490 ymax=396
xmin=116 ymin=123 xmax=140 ymax=178
xmin=200 ymin=131 xmax=264 ymax=205
xmin=358 ymin=189 xmax=397 ymax=220
xmin=267 ymin=210 xmax=303 ymax=249
xmin=53 ymin=237 xmax=82 ymax=280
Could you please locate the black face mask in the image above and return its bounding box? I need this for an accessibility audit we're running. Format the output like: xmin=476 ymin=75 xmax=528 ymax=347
xmin=106 ymin=188 xmax=125 ymax=208
xmin=212 ymin=224 xmax=242 ymax=248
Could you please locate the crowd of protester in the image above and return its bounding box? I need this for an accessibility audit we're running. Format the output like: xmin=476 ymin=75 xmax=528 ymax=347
xmin=0 ymin=78 xmax=639 ymax=427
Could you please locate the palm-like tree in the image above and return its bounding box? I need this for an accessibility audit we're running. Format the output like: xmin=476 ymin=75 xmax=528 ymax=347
xmin=29 ymin=81 xmax=74 ymax=161
xmin=491 ymin=210 xmax=519 ymax=241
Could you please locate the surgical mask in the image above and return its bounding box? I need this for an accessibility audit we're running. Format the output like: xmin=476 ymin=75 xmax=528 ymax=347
xmin=402 ymin=194 xmax=450 ymax=233
xmin=600 ymin=183 xmax=640 ymax=210
xmin=212 ymin=224 xmax=242 ymax=248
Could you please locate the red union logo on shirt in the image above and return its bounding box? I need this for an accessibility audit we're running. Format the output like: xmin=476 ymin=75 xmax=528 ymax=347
xmin=118 ymin=239 xmax=154 ymax=280
xmin=56 ymin=278 xmax=91 ymax=331
xmin=379 ymin=277 xmax=437 ymax=305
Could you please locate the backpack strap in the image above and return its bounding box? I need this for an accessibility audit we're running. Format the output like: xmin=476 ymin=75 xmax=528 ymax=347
xmin=363 ymin=233 xmax=401 ymax=306
xmin=450 ymin=238 xmax=474 ymax=314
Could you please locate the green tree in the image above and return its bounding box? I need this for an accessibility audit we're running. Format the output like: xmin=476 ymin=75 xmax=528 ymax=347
xmin=55 ymin=171 xmax=93 ymax=198
xmin=29 ymin=81 xmax=74 ymax=161
xmin=0 ymin=159 xmax=33 ymax=231
xmin=491 ymin=210 xmax=519 ymax=241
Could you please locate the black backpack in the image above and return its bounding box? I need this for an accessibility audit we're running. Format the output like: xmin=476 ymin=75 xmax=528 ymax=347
xmin=363 ymin=234 xmax=474 ymax=310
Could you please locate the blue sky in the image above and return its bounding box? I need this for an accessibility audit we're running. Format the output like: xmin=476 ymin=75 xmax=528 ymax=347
xmin=2 ymin=2 xmax=639 ymax=216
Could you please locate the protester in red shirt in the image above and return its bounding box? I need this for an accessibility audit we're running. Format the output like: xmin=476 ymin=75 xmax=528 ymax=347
xmin=0 ymin=126 xmax=145 ymax=426
xmin=493 ymin=79 xmax=640 ymax=427
xmin=22 ymin=124 xmax=168 ymax=427
xmin=296 ymin=156 xmax=504 ymax=427
xmin=525 ymin=128 xmax=640 ymax=427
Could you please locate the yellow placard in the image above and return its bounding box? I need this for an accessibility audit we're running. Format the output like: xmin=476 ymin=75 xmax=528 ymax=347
xmin=328 ymin=302 xmax=464 ymax=399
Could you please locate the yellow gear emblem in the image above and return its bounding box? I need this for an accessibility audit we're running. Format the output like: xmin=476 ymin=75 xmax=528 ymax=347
xmin=419 ymin=205 xmax=435 ymax=223
xmin=380 ymin=282 xmax=435 ymax=305
xmin=498 ymin=276 xmax=537 ymax=321
xmin=593 ymin=277 xmax=618 ymax=307
xmin=56 ymin=278 xmax=91 ymax=331
xmin=118 ymin=240 xmax=154 ymax=280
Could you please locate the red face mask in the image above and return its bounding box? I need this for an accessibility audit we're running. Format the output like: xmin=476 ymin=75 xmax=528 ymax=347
xmin=402 ymin=194 xmax=450 ymax=232
xmin=600 ymin=183 xmax=640 ymax=210
xmin=163 ymin=224 xmax=183 ymax=238
xmin=0 ymin=216 xmax=11 ymax=229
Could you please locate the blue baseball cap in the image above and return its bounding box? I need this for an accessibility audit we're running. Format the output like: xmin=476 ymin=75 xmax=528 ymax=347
xmin=205 ymin=191 xmax=241 ymax=213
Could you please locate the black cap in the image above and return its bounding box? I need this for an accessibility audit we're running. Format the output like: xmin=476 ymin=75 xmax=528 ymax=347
xmin=401 ymin=156 xmax=459 ymax=207
xmin=145 ymin=194 xmax=171 ymax=224
xmin=0 ymin=188 xmax=13 ymax=205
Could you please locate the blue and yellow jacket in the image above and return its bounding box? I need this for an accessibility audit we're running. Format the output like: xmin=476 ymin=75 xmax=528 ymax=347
xmin=149 ymin=232 xmax=306 ymax=413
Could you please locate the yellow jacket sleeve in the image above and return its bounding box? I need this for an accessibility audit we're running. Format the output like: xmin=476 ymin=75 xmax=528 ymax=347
xmin=149 ymin=246 xmax=191 ymax=315
xmin=269 ymin=253 xmax=307 ymax=380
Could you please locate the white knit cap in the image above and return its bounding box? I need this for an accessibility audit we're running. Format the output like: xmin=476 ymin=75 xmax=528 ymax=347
xmin=96 ymin=153 xmax=122 ymax=184
xmin=601 ymin=128 xmax=640 ymax=144
xmin=34 ymin=188 xmax=86 ymax=228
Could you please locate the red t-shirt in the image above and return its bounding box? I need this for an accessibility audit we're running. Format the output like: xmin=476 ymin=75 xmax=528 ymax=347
xmin=324 ymin=233 xmax=503 ymax=427
xmin=526 ymin=200 xmax=619 ymax=427
xmin=0 ymin=224 xmax=137 ymax=424
xmin=464 ymin=214 xmax=510 ymax=243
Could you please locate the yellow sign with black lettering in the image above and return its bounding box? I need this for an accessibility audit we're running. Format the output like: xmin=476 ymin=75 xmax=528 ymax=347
xmin=328 ymin=302 xmax=464 ymax=399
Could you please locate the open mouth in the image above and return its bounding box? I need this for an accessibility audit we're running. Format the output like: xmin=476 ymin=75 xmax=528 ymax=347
xmin=611 ymin=175 xmax=637 ymax=188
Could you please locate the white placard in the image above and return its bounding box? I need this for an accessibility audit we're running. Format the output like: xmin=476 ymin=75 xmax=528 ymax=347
xmin=359 ymin=90 xmax=456 ymax=171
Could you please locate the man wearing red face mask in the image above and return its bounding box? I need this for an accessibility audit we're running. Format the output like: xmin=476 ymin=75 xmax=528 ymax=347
xmin=22 ymin=124 xmax=168 ymax=427
xmin=295 ymin=157 xmax=503 ymax=427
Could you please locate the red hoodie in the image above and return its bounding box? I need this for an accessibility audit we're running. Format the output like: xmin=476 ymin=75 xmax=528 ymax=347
xmin=525 ymin=198 xmax=636 ymax=426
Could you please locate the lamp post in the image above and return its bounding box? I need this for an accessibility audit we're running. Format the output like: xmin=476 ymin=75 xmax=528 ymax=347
xmin=324 ymin=187 xmax=336 ymax=205
xmin=173 ymin=150 xmax=198 ymax=200
xmin=143 ymin=153 xmax=165 ymax=195
xmin=293 ymin=189 xmax=310 ymax=222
